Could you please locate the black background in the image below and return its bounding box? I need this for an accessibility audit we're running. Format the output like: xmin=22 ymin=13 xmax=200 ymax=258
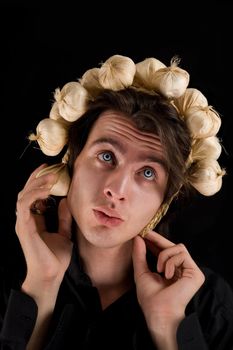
xmin=1 ymin=2 xmax=233 ymax=287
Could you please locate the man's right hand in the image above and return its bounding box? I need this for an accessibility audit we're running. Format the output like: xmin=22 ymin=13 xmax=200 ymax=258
xmin=15 ymin=164 xmax=73 ymax=300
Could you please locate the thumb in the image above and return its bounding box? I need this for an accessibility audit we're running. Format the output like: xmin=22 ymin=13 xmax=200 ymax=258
xmin=58 ymin=198 xmax=72 ymax=239
xmin=132 ymin=236 xmax=150 ymax=280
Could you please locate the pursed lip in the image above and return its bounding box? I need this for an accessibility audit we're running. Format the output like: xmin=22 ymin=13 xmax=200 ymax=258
xmin=93 ymin=207 xmax=124 ymax=221
xmin=93 ymin=208 xmax=124 ymax=227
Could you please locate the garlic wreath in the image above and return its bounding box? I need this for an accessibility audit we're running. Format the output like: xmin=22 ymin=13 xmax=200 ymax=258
xmin=30 ymin=54 xmax=225 ymax=197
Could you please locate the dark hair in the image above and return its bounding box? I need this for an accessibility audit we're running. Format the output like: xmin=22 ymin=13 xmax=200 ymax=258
xmin=68 ymin=88 xmax=192 ymax=202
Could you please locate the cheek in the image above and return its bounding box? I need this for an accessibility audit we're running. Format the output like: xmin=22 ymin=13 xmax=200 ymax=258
xmin=129 ymin=181 xmax=166 ymax=230
xmin=68 ymin=161 xmax=103 ymax=204
xmin=134 ymin=194 xmax=161 ymax=223
xmin=126 ymin=198 xmax=161 ymax=238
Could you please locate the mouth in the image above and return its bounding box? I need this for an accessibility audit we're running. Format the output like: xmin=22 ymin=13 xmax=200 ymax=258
xmin=93 ymin=209 xmax=124 ymax=227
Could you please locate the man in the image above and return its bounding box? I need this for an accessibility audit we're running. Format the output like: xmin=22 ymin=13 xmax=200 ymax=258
xmin=1 ymin=56 xmax=233 ymax=349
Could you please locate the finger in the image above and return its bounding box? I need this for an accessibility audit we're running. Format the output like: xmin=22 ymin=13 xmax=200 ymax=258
xmin=17 ymin=187 xmax=51 ymax=214
xmin=132 ymin=236 xmax=150 ymax=279
xmin=58 ymin=198 xmax=72 ymax=240
xmin=16 ymin=188 xmax=51 ymax=235
xmin=145 ymin=230 xmax=175 ymax=250
xmin=20 ymin=173 xmax=58 ymax=198
xmin=157 ymin=243 xmax=188 ymax=273
xmin=24 ymin=164 xmax=48 ymax=187
xmin=164 ymin=252 xmax=205 ymax=295
xmin=164 ymin=251 xmax=187 ymax=279
xmin=15 ymin=208 xmax=46 ymax=247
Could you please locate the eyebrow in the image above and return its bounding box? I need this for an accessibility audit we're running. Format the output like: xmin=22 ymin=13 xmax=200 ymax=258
xmin=90 ymin=137 xmax=168 ymax=171
xmin=91 ymin=137 xmax=126 ymax=154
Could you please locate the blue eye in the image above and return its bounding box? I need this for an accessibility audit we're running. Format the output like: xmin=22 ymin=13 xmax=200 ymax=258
xmin=99 ymin=151 xmax=114 ymax=164
xmin=143 ymin=168 xmax=155 ymax=180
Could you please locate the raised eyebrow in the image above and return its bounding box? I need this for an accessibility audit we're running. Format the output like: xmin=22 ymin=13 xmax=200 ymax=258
xmin=90 ymin=137 xmax=126 ymax=154
xmin=143 ymin=156 xmax=168 ymax=173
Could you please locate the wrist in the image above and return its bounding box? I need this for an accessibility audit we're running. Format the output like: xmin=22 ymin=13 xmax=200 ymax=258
xmin=147 ymin=312 xmax=184 ymax=350
xmin=21 ymin=277 xmax=60 ymax=307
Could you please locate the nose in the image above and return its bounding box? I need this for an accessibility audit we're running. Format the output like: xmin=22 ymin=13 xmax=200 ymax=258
xmin=103 ymin=170 xmax=130 ymax=202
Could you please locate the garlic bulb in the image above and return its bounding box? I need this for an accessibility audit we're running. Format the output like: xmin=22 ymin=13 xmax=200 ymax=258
xmin=49 ymin=102 xmax=70 ymax=129
xmin=36 ymin=163 xmax=71 ymax=196
xmin=79 ymin=67 xmax=103 ymax=97
xmin=189 ymin=159 xmax=225 ymax=196
xmin=28 ymin=118 xmax=68 ymax=156
xmin=151 ymin=56 xmax=190 ymax=98
xmin=49 ymin=101 xmax=61 ymax=120
xmin=133 ymin=57 xmax=166 ymax=89
xmin=190 ymin=136 xmax=222 ymax=162
xmin=55 ymin=82 xmax=90 ymax=122
xmin=98 ymin=55 xmax=136 ymax=90
xmin=174 ymin=88 xmax=208 ymax=116
xmin=185 ymin=106 xmax=221 ymax=138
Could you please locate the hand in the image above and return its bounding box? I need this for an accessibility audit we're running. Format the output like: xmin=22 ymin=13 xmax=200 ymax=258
xmin=15 ymin=164 xmax=73 ymax=298
xmin=132 ymin=231 xmax=205 ymax=338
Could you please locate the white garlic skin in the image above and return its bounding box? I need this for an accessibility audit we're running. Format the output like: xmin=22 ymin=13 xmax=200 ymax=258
xmin=185 ymin=106 xmax=221 ymax=138
xmin=29 ymin=118 xmax=68 ymax=156
xmin=55 ymin=82 xmax=90 ymax=122
xmin=191 ymin=136 xmax=222 ymax=162
xmin=189 ymin=159 xmax=225 ymax=196
xmin=133 ymin=57 xmax=166 ymax=89
xmin=174 ymin=88 xmax=208 ymax=116
xmin=79 ymin=67 xmax=103 ymax=97
xmin=151 ymin=57 xmax=190 ymax=98
xmin=98 ymin=55 xmax=136 ymax=90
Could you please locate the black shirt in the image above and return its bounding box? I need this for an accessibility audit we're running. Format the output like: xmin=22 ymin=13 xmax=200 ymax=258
xmin=1 ymin=247 xmax=233 ymax=350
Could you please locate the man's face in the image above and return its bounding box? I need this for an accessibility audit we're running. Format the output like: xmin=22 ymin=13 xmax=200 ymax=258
xmin=67 ymin=111 xmax=168 ymax=248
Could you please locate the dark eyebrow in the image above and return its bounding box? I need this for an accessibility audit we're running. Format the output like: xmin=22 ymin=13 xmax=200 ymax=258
xmin=90 ymin=137 xmax=126 ymax=154
xmin=90 ymin=137 xmax=167 ymax=172
xmin=142 ymin=156 xmax=168 ymax=172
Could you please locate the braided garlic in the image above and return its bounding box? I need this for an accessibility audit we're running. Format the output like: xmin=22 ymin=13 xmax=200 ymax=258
xmin=31 ymin=54 xmax=226 ymax=200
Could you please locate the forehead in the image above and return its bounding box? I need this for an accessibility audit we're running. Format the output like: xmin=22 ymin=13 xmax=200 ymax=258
xmin=86 ymin=110 xmax=165 ymax=158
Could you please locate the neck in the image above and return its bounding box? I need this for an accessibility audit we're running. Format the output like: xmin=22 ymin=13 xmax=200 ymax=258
xmin=76 ymin=232 xmax=134 ymax=309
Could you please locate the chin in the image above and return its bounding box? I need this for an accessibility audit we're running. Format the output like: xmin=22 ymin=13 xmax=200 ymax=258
xmin=81 ymin=226 xmax=124 ymax=248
